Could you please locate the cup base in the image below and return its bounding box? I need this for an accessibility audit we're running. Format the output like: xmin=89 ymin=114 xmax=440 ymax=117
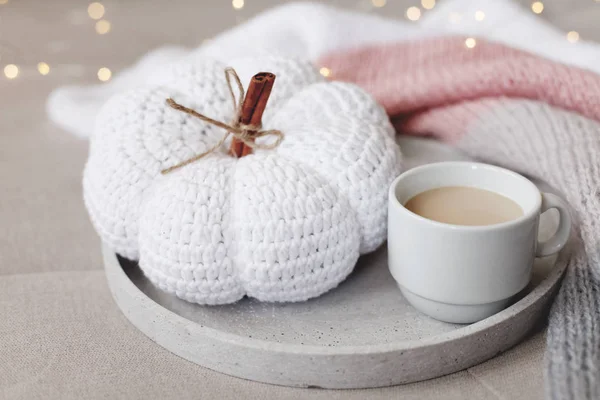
xmin=399 ymin=285 xmax=512 ymax=324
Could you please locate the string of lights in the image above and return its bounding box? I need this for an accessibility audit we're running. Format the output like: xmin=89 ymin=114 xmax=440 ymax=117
xmin=0 ymin=1 xmax=112 ymax=81
xmin=0 ymin=1 xmax=587 ymax=82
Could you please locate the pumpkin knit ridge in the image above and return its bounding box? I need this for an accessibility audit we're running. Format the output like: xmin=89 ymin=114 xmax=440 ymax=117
xmin=84 ymin=56 xmax=400 ymax=304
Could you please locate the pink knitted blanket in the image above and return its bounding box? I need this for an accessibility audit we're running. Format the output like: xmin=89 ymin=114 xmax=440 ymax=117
xmin=320 ymin=37 xmax=600 ymax=400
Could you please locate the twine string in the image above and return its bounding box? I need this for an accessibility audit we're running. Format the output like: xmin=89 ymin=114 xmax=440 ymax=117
xmin=161 ymin=67 xmax=283 ymax=175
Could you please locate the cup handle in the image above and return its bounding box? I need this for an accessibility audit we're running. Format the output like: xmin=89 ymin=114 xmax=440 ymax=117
xmin=536 ymin=193 xmax=572 ymax=257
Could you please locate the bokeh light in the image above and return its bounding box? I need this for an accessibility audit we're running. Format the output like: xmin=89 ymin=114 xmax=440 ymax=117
xmin=88 ymin=2 xmax=105 ymax=20
xmin=421 ymin=0 xmax=435 ymax=10
xmin=95 ymin=19 xmax=111 ymax=34
xmin=319 ymin=67 xmax=331 ymax=77
xmin=567 ymin=31 xmax=580 ymax=43
xmin=4 ymin=64 xmax=18 ymax=79
xmin=531 ymin=2 xmax=544 ymax=14
xmin=406 ymin=7 xmax=421 ymax=21
xmin=37 ymin=62 xmax=50 ymax=75
xmin=97 ymin=67 xmax=112 ymax=81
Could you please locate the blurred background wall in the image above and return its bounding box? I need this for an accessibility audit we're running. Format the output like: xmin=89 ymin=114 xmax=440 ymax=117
xmin=1 ymin=0 xmax=599 ymax=87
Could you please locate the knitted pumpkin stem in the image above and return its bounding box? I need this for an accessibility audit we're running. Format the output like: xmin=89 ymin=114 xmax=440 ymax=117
xmin=229 ymin=72 xmax=276 ymax=157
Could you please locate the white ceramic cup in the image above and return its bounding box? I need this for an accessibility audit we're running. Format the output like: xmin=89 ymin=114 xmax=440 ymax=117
xmin=388 ymin=162 xmax=571 ymax=324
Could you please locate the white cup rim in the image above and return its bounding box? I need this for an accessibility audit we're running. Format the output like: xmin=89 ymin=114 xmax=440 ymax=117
xmin=389 ymin=161 xmax=542 ymax=231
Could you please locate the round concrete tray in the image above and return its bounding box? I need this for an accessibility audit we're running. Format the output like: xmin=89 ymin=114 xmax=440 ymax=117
xmin=102 ymin=137 xmax=569 ymax=389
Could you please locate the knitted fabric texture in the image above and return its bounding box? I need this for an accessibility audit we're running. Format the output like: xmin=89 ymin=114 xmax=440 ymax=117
xmin=319 ymin=36 xmax=600 ymax=400
xmin=47 ymin=1 xmax=600 ymax=139
xmin=84 ymin=56 xmax=400 ymax=305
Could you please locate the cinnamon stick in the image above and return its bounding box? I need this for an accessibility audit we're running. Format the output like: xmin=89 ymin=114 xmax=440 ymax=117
xmin=229 ymin=72 xmax=276 ymax=157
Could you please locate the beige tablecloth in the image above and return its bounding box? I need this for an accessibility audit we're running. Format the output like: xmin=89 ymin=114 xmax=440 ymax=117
xmin=2 ymin=1 xmax=598 ymax=399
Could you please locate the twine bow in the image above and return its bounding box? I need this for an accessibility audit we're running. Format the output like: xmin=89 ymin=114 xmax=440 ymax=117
xmin=161 ymin=67 xmax=284 ymax=174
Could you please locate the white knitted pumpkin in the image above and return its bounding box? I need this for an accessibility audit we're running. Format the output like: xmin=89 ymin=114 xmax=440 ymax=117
xmin=84 ymin=57 xmax=401 ymax=304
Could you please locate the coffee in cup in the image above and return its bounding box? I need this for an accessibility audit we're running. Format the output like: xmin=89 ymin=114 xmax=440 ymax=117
xmin=388 ymin=162 xmax=571 ymax=324
xmin=404 ymin=186 xmax=523 ymax=226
